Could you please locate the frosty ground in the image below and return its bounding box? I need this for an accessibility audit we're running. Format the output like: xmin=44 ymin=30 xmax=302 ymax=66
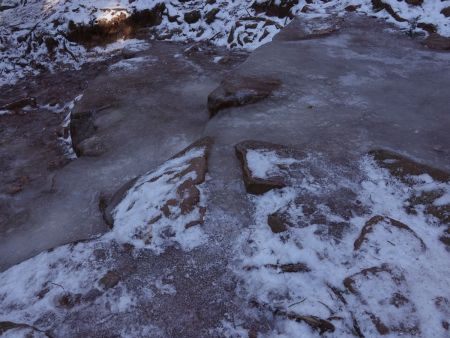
xmin=1 ymin=1 xmax=450 ymax=338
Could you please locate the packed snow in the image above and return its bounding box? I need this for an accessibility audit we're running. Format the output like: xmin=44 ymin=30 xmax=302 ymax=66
xmin=1 ymin=0 xmax=449 ymax=86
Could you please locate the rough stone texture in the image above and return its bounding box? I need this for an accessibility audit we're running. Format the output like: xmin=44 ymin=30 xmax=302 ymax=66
xmin=207 ymin=76 xmax=280 ymax=117
xmin=423 ymin=33 xmax=450 ymax=51
xmin=235 ymin=140 xmax=304 ymax=194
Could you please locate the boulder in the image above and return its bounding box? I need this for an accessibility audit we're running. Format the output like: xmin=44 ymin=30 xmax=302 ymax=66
xmin=76 ymin=135 xmax=106 ymax=157
xmin=70 ymin=110 xmax=96 ymax=156
xmin=207 ymin=76 xmax=280 ymax=117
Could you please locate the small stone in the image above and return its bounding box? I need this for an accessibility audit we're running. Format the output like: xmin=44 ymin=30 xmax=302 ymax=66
xmin=184 ymin=10 xmax=201 ymax=24
xmin=267 ymin=212 xmax=289 ymax=233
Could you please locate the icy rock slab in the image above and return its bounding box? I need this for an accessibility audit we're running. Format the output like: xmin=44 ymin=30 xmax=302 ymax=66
xmin=207 ymin=76 xmax=280 ymax=117
xmin=235 ymin=140 xmax=305 ymax=195
xmin=105 ymin=137 xmax=212 ymax=250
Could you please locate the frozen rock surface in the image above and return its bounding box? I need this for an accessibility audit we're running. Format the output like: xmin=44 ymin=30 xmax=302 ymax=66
xmin=1 ymin=13 xmax=450 ymax=338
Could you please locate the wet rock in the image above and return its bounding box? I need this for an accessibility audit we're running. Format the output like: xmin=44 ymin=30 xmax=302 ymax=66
xmin=76 ymin=135 xmax=106 ymax=157
xmin=66 ymin=4 xmax=166 ymax=47
xmin=184 ymin=10 xmax=201 ymax=24
xmin=369 ymin=149 xmax=450 ymax=183
xmin=205 ymin=8 xmax=220 ymax=24
xmin=207 ymin=76 xmax=280 ymax=117
xmin=371 ymin=0 xmax=407 ymax=22
xmin=99 ymin=270 xmax=121 ymax=289
xmin=343 ymin=264 xmax=420 ymax=336
xmin=441 ymin=7 xmax=450 ymax=18
xmin=423 ymin=33 xmax=450 ymax=51
xmin=354 ymin=215 xmax=426 ymax=251
xmin=0 ymin=97 xmax=37 ymax=112
xmin=235 ymin=140 xmax=304 ymax=194
xmin=70 ymin=110 xmax=96 ymax=156
xmin=252 ymin=0 xmax=299 ymax=19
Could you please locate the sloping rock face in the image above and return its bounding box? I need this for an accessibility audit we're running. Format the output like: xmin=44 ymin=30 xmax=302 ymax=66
xmin=207 ymin=76 xmax=280 ymax=117
xmin=105 ymin=137 xmax=212 ymax=249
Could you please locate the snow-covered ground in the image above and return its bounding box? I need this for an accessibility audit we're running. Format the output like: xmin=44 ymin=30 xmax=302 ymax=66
xmin=1 ymin=0 xmax=449 ymax=86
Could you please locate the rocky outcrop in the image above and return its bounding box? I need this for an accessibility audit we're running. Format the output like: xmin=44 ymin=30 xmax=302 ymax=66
xmin=105 ymin=137 xmax=212 ymax=247
xmin=69 ymin=110 xmax=96 ymax=157
xmin=66 ymin=3 xmax=166 ymax=46
xmin=207 ymin=76 xmax=280 ymax=117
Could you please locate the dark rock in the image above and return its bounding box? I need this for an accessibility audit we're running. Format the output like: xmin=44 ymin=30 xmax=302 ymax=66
xmin=252 ymin=0 xmax=299 ymax=19
xmin=417 ymin=22 xmax=437 ymax=34
xmin=441 ymin=7 xmax=450 ymax=18
xmin=82 ymin=288 xmax=103 ymax=302
xmin=99 ymin=270 xmax=121 ymax=289
xmin=267 ymin=263 xmax=311 ymax=273
xmin=184 ymin=10 xmax=201 ymax=24
xmin=300 ymin=5 xmax=313 ymax=13
xmin=405 ymin=0 xmax=423 ymax=6
xmin=76 ymin=135 xmax=106 ymax=156
xmin=207 ymin=76 xmax=280 ymax=117
xmin=267 ymin=212 xmax=290 ymax=233
xmin=354 ymin=215 xmax=426 ymax=251
xmin=345 ymin=5 xmax=361 ymax=12
xmin=205 ymin=8 xmax=220 ymax=24
xmin=371 ymin=0 xmax=407 ymax=22
xmin=423 ymin=33 xmax=450 ymax=51
xmin=56 ymin=292 xmax=82 ymax=309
